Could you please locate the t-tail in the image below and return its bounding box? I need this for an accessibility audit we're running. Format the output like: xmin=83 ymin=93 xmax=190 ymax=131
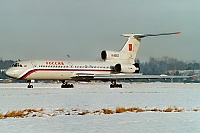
xmin=120 ymin=32 xmax=181 ymax=63
xmin=101 ymin=32 xmax=180 ymax=63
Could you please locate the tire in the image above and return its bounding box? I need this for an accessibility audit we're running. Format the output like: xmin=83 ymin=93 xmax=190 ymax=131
xmin=27 ymin=85 xmax=33 ymax=88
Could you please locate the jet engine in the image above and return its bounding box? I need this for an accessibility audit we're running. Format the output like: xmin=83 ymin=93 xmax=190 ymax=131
xmin=101 ymin=50 xmax=128 ymax=61
xmin=113 ymin=63 xmax=140 ymax=73
xmin=133 ymin=63 xmax=140 ymax=73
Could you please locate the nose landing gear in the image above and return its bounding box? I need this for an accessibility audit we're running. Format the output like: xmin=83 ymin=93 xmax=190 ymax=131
xmin=27 ymin=80 xmax=33 ymax=88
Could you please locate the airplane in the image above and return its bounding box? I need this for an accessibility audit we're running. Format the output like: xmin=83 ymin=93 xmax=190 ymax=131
xmin=5 ymin=32 xmax=194 ymax=88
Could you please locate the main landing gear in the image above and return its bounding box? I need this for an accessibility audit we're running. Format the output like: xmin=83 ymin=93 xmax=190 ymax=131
xmin=61 ymin=80 xmax=74 ymax=88
xmin=110 ymin=80 xmax=122 ymax=88
xmin=27 ymin=80 xmax=33 ymax=88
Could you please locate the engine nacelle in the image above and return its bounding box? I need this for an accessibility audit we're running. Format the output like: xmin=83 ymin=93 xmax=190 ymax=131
xmin=114 ymin=63 xmax=140 ymax=73
xmin=101 ymin=50 xmax=128 ymax=61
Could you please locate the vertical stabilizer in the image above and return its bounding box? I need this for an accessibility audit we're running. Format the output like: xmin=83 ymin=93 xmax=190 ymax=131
xmin=120 ymin=32 xmax=181 ymax=63
xmin=120 ymin=34 xmax=141 ymax=64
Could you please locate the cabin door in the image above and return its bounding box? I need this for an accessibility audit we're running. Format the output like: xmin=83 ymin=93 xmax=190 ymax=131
xmin=31 ymin=61 xmax=37 ymax=68
xmin=68 ymin=62 xmax=74 ymax=73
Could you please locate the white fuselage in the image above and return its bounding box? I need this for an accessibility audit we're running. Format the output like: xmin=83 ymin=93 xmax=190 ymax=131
xmin=6 ymin=60 xmax=136 ymax=80
xmin=6 ymin=32 xmax=178 ymax=82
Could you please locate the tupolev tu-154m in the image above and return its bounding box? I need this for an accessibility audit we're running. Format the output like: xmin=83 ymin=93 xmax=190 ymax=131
xmin=6 ymin=32 xmax=195 ymax=88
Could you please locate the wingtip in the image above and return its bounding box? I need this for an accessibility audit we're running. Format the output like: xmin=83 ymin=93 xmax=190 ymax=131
xmin=175 ymin=32 xmax=181 ymax=34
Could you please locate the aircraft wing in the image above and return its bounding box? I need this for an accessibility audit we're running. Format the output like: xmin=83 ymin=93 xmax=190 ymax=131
xmin=72 ymin=73 xmax=195 ymax=81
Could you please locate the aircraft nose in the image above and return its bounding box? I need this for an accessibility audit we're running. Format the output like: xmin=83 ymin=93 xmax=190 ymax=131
xmin=5 ymin=69 xmax=16 ymax=78
xmin=5 ymin=69 xmax=11 ymax=77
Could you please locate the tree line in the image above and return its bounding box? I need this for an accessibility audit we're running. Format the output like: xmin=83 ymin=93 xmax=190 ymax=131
xmin=138 ymin=56 xmax=200 ymax=75
xmin=0 ymin=60 xmax=15 ymax=79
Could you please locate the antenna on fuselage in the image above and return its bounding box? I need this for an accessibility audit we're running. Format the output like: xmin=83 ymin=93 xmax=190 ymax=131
xmin=67 ymin=54 xmax=70 ymax=59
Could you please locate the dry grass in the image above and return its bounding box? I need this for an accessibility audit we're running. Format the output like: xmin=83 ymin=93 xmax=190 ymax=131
xmin=93 ymin=110 xmax=101 ymax=113
xmin=175 ymin=109 xmax=184 ymax=112
xmin=102 ymin=108 xmax=114 ymax=114
xmin=71 ymin=108 xmax=79 ymax=111
xmin=65 ymin=112 xmax=71 ymax=115
xmin=47 ymin=114 xmax=52 ymax=116
xmin=55 ymin=108 xmax=64 ymax=112
xmin=150 ymin=108 xmax=161 ymax=112
xmin=164 ymin=107 xmax=173 ymax=112
xmin=163 ymin=107 xmax=185 ymax=112
xmin=174 ymin=107 xmax=184 ymax=112
xmin=24 ymin=108 xmax=44 ymax=113
xmin=39 ymin=108 xmax=45 ymax=112
xmin=136 ymin=108 xmax=144 ymax=113
xmin=126 ymin=107 xmax=137 ymax=112
xmin=4 ymin=110 xmax=28 ymax=118
xmin=3 ymin=108 xmax=45 ymax=118
xmin=38 ymin=113 xmax=44 ymax=117
xmin=0 ymin=113 xmax=4 ymax=119
xmin=51 ymin=113 xmax=57 ymax=117
xmin=24 ymin=108 xmax=38 ymax=113
xmin=93 ymin=110 xmax=103 ymax=115
xmin=116 ymin=107 xmax=127 ymax=113
xmin=32 ymin=114 xmax=37 ymax=117
xmin=193 ymin=108 xmax=199 ymax=112
xmin=78 ymin=110 xmax=89 ymax=115
xmin=1 ymin=106 xmax=199 ymax=119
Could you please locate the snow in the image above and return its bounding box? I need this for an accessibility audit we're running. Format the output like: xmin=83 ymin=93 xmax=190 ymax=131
xmin=0 ymin=82 xmax=200 ymax=132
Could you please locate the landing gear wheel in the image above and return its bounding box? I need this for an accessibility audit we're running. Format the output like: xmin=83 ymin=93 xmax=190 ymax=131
xmin=61 ymin=81 xmax=74 ymax=88
xmin=110 ymin=82 xmax=122 ymax=88
xmin=110 ymin=84 xmax=114 ymax=88
xmin=110 ymin=84 xmax=122 ymax=88
xmin=27 ymin=80 xmax=33 ymax=88
xmin=61 ymin=84 xmax=74 ymax=88
xmin=119 ymin=84 xmax=122 ymax=88
xmin=27 ymin=85 xmax=33 ymax=88
xmin=110 ymin=80 xmax=122 ymax=88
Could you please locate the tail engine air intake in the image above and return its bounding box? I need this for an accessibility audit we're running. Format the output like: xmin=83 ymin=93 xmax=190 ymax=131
xmin=101 ymin=50 xmax=128 ymax=61
xmin=113 ymin=63 xmax=140 ymax=73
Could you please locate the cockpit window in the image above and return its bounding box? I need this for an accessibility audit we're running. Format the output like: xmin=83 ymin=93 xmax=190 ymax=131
xmin=12 ymin=63 xmax=23 ymax=67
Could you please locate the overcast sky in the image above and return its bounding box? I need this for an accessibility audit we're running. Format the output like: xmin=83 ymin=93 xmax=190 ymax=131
xmin=1 ymin=0 xmax=200 ymax=62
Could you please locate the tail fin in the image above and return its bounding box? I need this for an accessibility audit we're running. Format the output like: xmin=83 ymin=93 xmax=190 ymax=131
xmin=120 ymin=32 xmax=181 ymax=63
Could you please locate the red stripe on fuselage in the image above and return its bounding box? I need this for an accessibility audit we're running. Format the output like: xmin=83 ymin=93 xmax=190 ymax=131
xmin=20 ymin=69 xmax=112 ymax=79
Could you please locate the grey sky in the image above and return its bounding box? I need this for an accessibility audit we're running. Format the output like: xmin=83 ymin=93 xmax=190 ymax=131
xmin=0 ymin=0 xmax=200 ymax=62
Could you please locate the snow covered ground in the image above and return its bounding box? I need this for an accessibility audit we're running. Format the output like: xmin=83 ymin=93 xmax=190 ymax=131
xmin=0 ymin=82 xmax=200 ymax=133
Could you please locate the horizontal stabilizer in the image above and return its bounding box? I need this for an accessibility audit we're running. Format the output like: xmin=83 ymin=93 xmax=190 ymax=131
xmin=121 ymin=32 xmax=181 ymax=38
xmin=134 ymin=32 xmax=181 ymax=38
